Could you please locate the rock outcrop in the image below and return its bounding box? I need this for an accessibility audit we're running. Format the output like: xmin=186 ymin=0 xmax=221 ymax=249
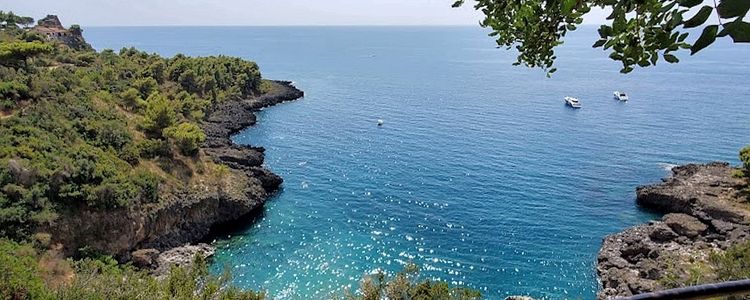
xmin=45 ymin=81 xmax=303 ymax=259
xmin=597 ymin=162 xmax=750 ymax=299
xmin=32 ymin=15 xmax=92 ymax=51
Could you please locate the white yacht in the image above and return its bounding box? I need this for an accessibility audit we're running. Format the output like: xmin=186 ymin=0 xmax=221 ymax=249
xmin=564 ymin=96 xmax=582 ymax=108
xmin=613 ymin=91 xmax=629 ymax=101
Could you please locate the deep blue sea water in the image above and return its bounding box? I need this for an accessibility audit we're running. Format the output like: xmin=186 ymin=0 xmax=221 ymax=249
xmin=86 ymin=26 xmax=750 ymax=299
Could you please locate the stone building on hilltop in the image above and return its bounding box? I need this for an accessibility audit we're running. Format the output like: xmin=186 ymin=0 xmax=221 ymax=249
xmin=32 ymin=15 xmax=91 ymax=50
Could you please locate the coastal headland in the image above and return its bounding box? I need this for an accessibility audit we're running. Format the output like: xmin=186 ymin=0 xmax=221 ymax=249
xmin=48 ymin=81 xmax=304 ymax=269
xmin=597 ymin=162 xmax=750 ymax=299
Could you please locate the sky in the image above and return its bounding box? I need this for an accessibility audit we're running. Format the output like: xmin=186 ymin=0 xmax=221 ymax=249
xmin=3 ymin=0 xmax=611 ymax=26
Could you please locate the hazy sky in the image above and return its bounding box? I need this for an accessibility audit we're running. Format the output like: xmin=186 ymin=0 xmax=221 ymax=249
xmin=5 ymin=0 xmax=609 ymax=26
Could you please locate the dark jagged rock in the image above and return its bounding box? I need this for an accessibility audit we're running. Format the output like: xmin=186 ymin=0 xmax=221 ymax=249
xmin=636 ymin=162 xmax=749 ymax=224
xmin=597 ymin=163 xmax=750 ymax=299
xmin=204 ymin=146 xmax=265 ymax=169
xmin=45 ymin=81 xmax=303 ymax=259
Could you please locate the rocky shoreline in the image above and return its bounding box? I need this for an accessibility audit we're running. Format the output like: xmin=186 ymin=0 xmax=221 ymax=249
xmin=47 ymin=80 xmax=303 ymax=269
xmin=597 ymin=162 xmax=750 ymax=299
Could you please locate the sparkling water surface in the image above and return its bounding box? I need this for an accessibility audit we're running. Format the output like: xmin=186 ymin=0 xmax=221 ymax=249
xmin=86 ymin=26 xmax=750 ymax=299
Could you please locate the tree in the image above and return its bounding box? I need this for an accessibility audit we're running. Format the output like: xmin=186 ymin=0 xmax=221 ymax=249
xmin=69 ymin=24 xmax=83 ymax=35
xmin=141 ymin=93 xmax=177 ymax=136
xmin=454 ymin=0 xmax=750 ymax=74
xmin=134 ymin=77 xmax=158 ymax=99
xmin=164 ymin=122 xmax=206 ymax=156
xmin=119 ymin=88 xmax=145 ymax=111
xmin=0 ymin=41 xmax=54 ymax=67
xmin=19 ymin=17 xmax=34 ymax=28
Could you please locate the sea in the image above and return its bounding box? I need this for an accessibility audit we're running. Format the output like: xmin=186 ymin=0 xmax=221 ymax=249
xmin=86 ymin=26 xmax=750 ymax=299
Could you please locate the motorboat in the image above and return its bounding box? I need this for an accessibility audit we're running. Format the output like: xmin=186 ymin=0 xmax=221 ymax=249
xmin=613 ymin=91 xmax=629 ymax=101
xmin=564 ymin=96 xmax=582 ymax=108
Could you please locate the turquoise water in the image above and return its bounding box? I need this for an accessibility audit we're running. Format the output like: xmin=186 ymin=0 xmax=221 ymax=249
xmin=86 ymin=26 xmax=750 ymax=299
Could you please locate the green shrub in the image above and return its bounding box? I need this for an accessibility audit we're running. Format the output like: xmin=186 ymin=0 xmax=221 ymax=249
xmin=0 ymin=240 xmax=50 ymax=300
xmin=119 ymin=143 xmax=140 ymax=166
xmin=740 ymin=146 xmax=750 ymax=177
xmin=347 ymin=265 xmax=481 ymax=300
xmin=138 ymin=139 xmax=171 ymax=159
xmin=132 ymin=170 xmax=161 ymax=204
xmin=141 ymin=93 xmax=177 ymax=136
xmin=0 ymin=80 xmax=29 ymax=103
xmin=0 ymin=239 xmax=266 ymax=300
xmin=134 ymin=76 xmax=158 ymax=99
xmin=710 ymin=240 xmax=750 ymax=281
xmin=119 ymin=88 xmax=145 ymax=111
xmin=164 ymin=122 xmax=206 ymax=156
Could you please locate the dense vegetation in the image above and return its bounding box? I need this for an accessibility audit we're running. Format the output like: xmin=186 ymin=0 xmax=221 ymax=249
xmin=0 ymin=239 xmax=266 ymax=300
xmin=346 ymin=265 xmax=481 ymax=300
xmin=454 ymin=0 xmax=750 ymax=74
xmin=0 ymin=14 xmax=263 ymax=241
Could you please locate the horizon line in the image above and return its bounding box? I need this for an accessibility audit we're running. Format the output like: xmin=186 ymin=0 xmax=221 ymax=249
xmin=82 ymin=23 xmax=605 ymax=28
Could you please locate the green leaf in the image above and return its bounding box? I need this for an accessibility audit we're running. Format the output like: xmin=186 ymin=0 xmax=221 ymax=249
xmin=691 ymin=25 xmax=719 ymax=55
xmin=661 ymin=1 xmax=678 ymax=12
xmin=724 ymin=21 xmax=750 ymax=42
xmin=609 ymin=52 xmax=624 ymax=60
xmin=613 ymin=13 xmax=627 ymax=32
xmin=678 ymin=32 xmax=689 ymax=42
xmin=663 ymin=54 xmax=680 ymax=63
xmin=678 ymin=0 xmax=702 ymax=8
xmin=683 ymin=6 xmax=713 ymax=28
xmin=717 ymin=0 xmax=750 ymax=18
xmin=562 ymin=0 xmax=577 ymax=14
xmin=592 ymin=39 xmax=607 ymax=47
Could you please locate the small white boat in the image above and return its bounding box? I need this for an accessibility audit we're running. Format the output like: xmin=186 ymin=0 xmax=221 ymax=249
xmin=377 ymin=119 xmax=384 ymax=126
xmin=564 ymin=96 xmax=582 ymax=108
xmin=613 ymin=91 xmax=629 ymax=101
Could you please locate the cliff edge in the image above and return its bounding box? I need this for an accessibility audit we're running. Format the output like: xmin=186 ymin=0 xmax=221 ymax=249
xmin=47 ymin=81 xmax=303 ymax=261
xmin=597 ymin=162 xmax=750 ymax=299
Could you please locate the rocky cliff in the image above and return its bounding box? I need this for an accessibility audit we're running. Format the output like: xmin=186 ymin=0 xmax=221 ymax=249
xmin=32 ymin=15 xmax=92 ymax=51
xmin=597 ymin=162 xmax=750 ymax=299
xmin=46 ymin=81 xmax=303 ymax=260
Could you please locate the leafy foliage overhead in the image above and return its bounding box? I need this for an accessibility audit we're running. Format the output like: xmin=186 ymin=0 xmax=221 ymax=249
xmin=454 ymin=0 xmax=750 ymax=74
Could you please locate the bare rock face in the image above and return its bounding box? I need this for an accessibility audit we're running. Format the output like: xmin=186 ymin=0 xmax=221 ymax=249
xmin=597 ymin=163 xmax=750 ymax=299
xmin=131 ymin=248 xmax=160 ymax=269
xmin=37 ymin=15 xmax=64 ymax=29
xmin=154 ymin=243 xmax=215 ymax=276
xmin=663 ymin=213 xmax=708 ymax=238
